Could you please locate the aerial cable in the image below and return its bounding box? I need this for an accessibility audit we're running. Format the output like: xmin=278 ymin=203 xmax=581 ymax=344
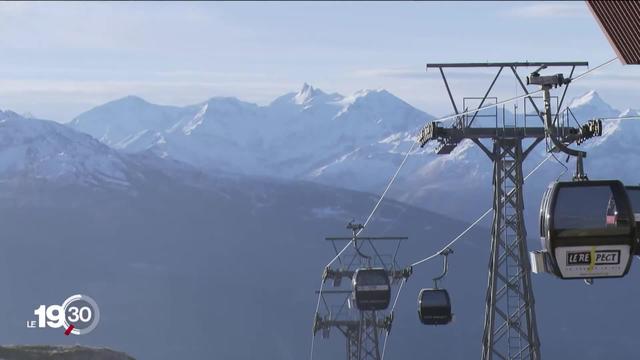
xmin=570 ymin=57 xmax=617 ymax=82
xmin=553 ymin=153 xmax=569 ymax=181
xmin=428 ymin=89 xmax=545 ymax=125
xmin=310 ymin=278 xmax=325 ymax=360
xmin=360 ymin=140 xmax=419 ymax=235
xmin=599 ymin=115 xmax=640 ymax=121
xmin=381 ymin=278 xmax=407 ymax=360
xmin=410 ymin=153 xmax=553 ymax=268
xmin=545 ymin=135 xmax=569 ymax=180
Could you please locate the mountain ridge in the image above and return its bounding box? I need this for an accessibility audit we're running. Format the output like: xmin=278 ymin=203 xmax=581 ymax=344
xmin=2 ymin=86 xmax=637 ymax=226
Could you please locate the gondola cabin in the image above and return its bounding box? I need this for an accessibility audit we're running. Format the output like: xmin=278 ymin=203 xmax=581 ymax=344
xmin=418 ymin=289 xmax=452 ymax=325
xmin=352 ymin=268 xmax=390 ymax=311
xmin=540 ymin=180 xmax=636 ymax=279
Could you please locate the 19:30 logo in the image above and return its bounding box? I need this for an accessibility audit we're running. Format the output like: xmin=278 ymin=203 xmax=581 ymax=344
xmin=27 ymin=294 xmax=100 ymax=335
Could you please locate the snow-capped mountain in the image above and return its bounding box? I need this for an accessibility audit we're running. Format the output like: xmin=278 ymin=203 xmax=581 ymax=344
xmin=568 ymin=90 xmax=619 ymax=120
xmin=68 ymin=95 xmax=193 ymax=151
xmin=68 ymin=86 xmax=638 ymax=226
xmin=71 ymin=84 xmax=433 ymax=181
xmin=0 ymin=110 xmax=135 ymax=187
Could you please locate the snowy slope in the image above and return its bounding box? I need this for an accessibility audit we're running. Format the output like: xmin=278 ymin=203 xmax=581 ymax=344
xmin=70 ymin=84 xmax=434 ymax=180
xmin=0 ymin=110 xmax=134 ymax=186
xmin=69 ymin=95 xmax=193 ymax=151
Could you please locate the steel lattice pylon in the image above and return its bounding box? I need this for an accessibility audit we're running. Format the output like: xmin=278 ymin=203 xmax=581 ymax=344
xmin=359 ymin=311 xmax=382 ymax=360
xmin=346 ymin=325 xmax=360 ymax=360
xmin=481 ymin=139 xmax=540 ymax=360
xmin=417 ymin=61 xmax=601 ymax=360
xmin=313 ymin=228 xmax=410 ymax=360
xmin=335 ymin=311 xmax=385 ymax=360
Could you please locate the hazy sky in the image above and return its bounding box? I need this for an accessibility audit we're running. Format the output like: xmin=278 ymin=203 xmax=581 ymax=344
xmin=0 ymin=1 xmax=637 ymax=122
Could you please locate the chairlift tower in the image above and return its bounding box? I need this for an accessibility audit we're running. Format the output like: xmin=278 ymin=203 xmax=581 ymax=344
xmin=419 ymin=62 xmax=601 ymax=360
xmin=313 ymin=223 xmax=411 ymax=360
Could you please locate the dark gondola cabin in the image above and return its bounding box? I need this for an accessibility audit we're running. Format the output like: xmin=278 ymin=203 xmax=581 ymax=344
xmin=352 ymin=268 xmax=390 ymax=311
xmin=418 ymin=289 xmax=452 ymax=325
xmin=540 ymin=180 xmax=637 ymax=279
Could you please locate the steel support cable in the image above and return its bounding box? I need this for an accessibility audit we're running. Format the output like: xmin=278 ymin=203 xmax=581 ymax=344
xmin=309 ymin=278 xmax=325 ymax=360
xmin=600 ymin=115 xmax=640 ymax=121
xmin=570 ymin=57 xmax=618 ymax=82
xmin=410 ymin=153 xmax=553 ymax=268
xmin=381 ymin=278 xmax=407 ymax=360
xmin=545 ymin=135 xmax=569 ymax=180
xmin=360 ymin=140 xmax=419 ymax=234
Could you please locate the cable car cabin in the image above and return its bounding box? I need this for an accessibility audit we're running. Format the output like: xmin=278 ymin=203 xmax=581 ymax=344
xmin=540 ymin=180 xmax=637 ymax=279
xmin=352 ymin=268 xmax=390 ymax=311
xmin=418 ymin=289 xmax=452 ymax=325
xmin=625 ymin=186 xmax=640 ymax=255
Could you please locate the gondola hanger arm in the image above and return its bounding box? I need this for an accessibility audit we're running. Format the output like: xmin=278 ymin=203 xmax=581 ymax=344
xmin=433 ymin=248 xmax=453 ymax=289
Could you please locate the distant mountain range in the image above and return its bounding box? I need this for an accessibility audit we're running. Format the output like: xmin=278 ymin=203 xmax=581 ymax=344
xmin=66 ymin=85 xmax=639 ymax=225
xmin=69 ymin=84 xmax=430 ymax=181
xmin=0 ymin=84 xmax=637 ymax=225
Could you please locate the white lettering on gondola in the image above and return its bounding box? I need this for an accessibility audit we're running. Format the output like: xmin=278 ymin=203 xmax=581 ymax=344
xmin=357 ymin=285 xmax=390 ymax=291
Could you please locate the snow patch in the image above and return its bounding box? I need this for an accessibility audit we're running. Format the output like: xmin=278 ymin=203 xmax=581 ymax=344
xmin=183 ymin=103 xmax=208 ymax=135
xmin=569 ymin=90 xmax=600 ymax=108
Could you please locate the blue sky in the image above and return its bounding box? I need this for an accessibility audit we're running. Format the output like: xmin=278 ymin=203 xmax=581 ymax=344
xmin=0 ymin=1 xmax=637 ymax=122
